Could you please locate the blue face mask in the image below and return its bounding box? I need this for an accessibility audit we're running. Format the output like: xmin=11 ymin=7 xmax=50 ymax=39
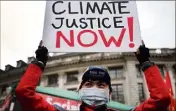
xmin=78 ymin=87 xmax=109 ymax=106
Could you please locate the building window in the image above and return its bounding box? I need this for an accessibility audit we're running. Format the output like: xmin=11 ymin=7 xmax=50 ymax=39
xmin=111 ymin=84 xmax=125 ymax=103
xmin=1 ymin=85 xmax=8 ymax=96
xmin=136 ymin=64 xmax=142 ymax=78
xmin=157 ymin=65 xmax=165 ymax=77
xmin=47 ymin=74 xmax=58 ymax=87
xmin=138 ymin=83 xmax=145 ymax=103
xmin=108 ymin=66 xmax=124 ymax=79
xmin=66 ymin=71 xmax=78 ymax=83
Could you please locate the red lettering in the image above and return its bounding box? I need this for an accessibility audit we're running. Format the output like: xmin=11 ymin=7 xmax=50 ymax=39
xmin=56 ymin=29 xmax=127 ymax=48
xmin=56 ymin=30 xmax=74 ymax=48
xmin=77 ymin=30 xmax=98 ymax=47
xmin=127 ymin=17 xmax=135 ymax=48
xmin=98 ymin=29 xmax=126 ymax=47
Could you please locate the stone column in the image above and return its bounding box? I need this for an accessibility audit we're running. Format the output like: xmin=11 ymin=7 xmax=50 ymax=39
xmin=78 ymin=68 xmax=86 ymax=89
xmin=59 ymin=73 xmax=64 ymax=89
xmin=78 ymin=70 xmax=83 ymax=83
xmin=123 ymin=65 xmax=131 ymax=105
xmin=126 ymin=60 xmax=139 ymax=106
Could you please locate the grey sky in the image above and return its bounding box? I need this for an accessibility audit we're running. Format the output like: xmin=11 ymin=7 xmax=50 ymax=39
xmin=0 ymin=1 xmax=175 ymax=70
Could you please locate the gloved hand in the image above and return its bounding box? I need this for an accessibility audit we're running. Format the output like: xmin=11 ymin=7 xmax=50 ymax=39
xmin=35 ymin=41 xmax=48 ymax=67
xmin=135 ymin=44 xmax=150 ymax=66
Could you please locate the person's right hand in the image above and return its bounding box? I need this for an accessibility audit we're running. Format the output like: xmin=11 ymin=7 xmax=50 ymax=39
xmin=35 ymin=41 xmax=48 ymax=67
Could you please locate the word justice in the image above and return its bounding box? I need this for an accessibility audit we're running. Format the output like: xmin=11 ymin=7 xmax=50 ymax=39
xmin=52 ymin=17 xmax=125 ymax=29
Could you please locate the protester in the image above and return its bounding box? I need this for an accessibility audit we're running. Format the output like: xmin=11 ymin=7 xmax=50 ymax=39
xmin=15 ymin=41 xmax=170 ymax=111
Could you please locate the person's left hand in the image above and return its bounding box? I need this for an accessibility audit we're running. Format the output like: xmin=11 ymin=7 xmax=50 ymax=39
xmin=134 ymin=41 xmax=150 ymax=66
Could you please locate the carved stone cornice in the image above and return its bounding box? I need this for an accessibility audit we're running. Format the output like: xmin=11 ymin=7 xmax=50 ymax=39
xmin=45 ymin=50 xmax=175 ymax=69
xmin=0 ymin=48 xmax=175 ymax=77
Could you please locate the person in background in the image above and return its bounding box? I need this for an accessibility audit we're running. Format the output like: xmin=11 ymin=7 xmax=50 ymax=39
xmin=15 ymin=41 xmax=170 ymax=111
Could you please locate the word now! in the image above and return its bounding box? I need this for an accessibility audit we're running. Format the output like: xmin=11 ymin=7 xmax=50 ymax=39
xmin=56 ymin=29 xmax=134 ymax=48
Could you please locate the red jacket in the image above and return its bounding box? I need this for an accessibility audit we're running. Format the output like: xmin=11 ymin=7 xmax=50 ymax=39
xmin=15 ymin=64 xmax=170 ymax=111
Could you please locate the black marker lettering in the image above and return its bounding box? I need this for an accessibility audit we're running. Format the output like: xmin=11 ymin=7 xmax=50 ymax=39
xmin=51 ymin=18 xmax=64 ymax=29
xmin=52 ymin=1 xmax=65 ymax=15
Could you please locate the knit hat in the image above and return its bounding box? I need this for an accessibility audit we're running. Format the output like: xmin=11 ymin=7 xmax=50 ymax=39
xmin=79 ymin=66 xmax=112 ymax=93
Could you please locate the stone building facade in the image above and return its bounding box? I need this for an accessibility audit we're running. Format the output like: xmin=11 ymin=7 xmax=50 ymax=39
xmin=0 ymin=48 xmax=175 ymax=106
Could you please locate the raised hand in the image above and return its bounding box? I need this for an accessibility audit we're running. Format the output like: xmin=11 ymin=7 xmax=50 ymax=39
xmin=135 ymin=40 xmax=150 ymax=66
xmin=35 ymin=40 xmax=48 ymax=67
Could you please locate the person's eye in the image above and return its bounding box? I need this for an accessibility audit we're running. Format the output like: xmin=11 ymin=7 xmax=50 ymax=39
xmin=98 ymin=84 xmax=106 ymax=88
xmin=85 ymin=83 xmax=92 ymax=87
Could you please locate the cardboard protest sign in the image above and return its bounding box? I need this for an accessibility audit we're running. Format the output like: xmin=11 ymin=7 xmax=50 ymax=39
xmin=42 ymin=1 xmax=142 ymax=52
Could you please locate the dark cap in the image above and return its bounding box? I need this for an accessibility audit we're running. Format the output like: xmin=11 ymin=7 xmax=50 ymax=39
xmin=79 ymin=66 xmax=112 ymax=92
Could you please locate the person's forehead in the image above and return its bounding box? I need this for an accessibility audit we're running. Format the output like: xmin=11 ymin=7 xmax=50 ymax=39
xmin=86 ymin=80 xmax=107 ymax=84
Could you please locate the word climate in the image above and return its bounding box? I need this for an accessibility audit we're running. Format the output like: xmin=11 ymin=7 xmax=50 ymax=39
xmin=52 ymin=1 xmax=130 ymax=29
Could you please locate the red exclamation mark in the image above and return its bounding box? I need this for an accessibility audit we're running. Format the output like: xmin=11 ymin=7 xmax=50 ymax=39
xmin=127 ymin=17 xmax=135 ymax=48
